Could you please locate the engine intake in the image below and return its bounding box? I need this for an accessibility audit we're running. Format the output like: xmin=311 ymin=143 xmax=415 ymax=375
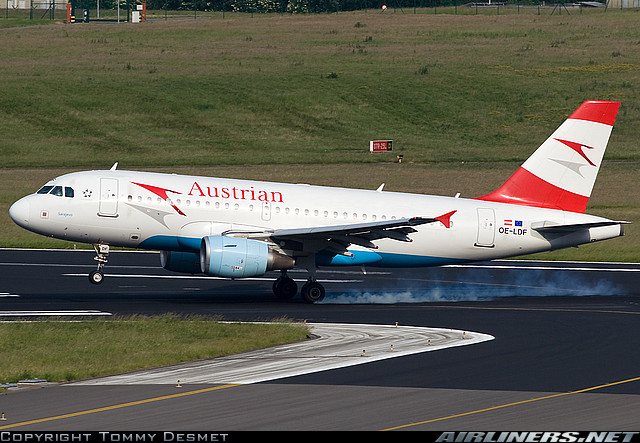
xmin=200 ymin=235 xmax=294 ymax=278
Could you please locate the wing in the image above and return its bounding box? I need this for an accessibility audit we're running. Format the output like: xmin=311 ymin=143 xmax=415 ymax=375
xmin=228 ymin=211 xmax=456 ymax=257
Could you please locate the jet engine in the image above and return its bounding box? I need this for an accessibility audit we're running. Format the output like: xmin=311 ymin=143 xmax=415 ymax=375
xmin=160 ymin=250 xmax=202 ymax=274
xmin=200 ymin=235 xmax=294 ymax=278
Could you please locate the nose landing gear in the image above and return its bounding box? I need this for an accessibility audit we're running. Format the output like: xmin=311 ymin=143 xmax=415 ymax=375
xmin=89 ymin=243 xmax=109 ymax=285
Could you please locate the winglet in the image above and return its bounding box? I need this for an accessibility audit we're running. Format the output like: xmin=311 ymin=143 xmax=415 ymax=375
xmin=435 ymin=210 xmax=457 ymax=229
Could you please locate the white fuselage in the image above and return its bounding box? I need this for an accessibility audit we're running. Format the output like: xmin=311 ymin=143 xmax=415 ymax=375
xmin=9 ymin=169 xmax=622 ymax=268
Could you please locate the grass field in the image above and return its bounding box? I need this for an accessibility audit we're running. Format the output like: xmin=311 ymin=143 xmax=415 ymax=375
xmin=1 ymin=10 xmax=639 ymax=260
xmin=0 ymin=316 xmax=309 ymax=383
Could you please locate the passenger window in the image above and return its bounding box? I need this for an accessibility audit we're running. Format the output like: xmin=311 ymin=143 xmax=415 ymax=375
xmin=37 ymin=185 xmax=54 ymax=194
xmin=51 ymin=186 xmax=63 ymax=197
xmin=65 ymin=187 xmax=74 ymax=198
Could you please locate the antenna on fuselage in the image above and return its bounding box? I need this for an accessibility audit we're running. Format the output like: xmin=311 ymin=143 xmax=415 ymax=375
xmin=110 ymin=162 xmax=118 ymax=171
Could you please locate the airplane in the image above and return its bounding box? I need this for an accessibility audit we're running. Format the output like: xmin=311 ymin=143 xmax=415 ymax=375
xmin=9 ymin=100 xmax=627 ymax=303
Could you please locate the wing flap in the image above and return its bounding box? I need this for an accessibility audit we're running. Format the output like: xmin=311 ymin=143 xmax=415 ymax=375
xmin=269 ymin=216 xmax=434 ymax=239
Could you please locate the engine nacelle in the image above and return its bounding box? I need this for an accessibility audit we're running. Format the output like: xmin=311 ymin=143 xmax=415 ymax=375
xmin=200 ymin=235 xmax=294 ymax=278
xmin=160 ymin=250 xmax=202 ymax=274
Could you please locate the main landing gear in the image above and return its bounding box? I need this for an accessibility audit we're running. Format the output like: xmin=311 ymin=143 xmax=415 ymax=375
xmin=301 ymin=278 xmax=325 ymax=304
xmin=88 ymin=243 xmax=109 ymax=285
xmin=272 ymin=271 xmax=298 ymax=300
xmin=272 ymin=270 xmax=325 ymax=304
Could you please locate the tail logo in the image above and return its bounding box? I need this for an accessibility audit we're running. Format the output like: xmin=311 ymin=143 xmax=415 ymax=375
xmin=554 ymin=138 xmax=597 ymax=167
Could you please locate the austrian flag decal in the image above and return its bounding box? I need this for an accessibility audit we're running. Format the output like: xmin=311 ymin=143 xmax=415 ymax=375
xmin=503 ymin=219 xmax=523 ymax=227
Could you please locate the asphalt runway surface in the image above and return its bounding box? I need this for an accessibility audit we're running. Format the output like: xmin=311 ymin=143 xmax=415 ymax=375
xmin=1 ymin=249 xmax=639 ymax=431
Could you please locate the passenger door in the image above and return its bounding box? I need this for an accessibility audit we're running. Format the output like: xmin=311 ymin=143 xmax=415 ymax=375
xmin=99 ymin=178 xmax=119 ymax=217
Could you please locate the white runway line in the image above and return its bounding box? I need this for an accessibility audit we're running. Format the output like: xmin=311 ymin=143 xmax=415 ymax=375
xmin=71 ymin=322 xmax=494 ymax=386
xmin=0 ymin=310 xmax=112 ymax=317
xmin=444 ymin=264 xmax=640 ymax=272
xmin=62 ymin=273 xmax=362 ymax=283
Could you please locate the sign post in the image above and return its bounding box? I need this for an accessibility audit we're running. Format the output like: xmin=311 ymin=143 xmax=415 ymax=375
xmin=369 ymin=140 xmax=393 ymax=152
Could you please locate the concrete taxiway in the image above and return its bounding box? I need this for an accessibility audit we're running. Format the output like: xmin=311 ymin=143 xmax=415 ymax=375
xmin=71 ymin=323 xmax=493 ymax=385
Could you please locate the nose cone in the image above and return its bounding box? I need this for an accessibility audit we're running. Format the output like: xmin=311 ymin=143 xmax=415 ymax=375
xmin=9 ymin=197 xmax=30 ymax=229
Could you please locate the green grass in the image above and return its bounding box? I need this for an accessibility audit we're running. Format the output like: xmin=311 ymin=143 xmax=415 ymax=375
xmin=1 ymin=10 xmax=639 ymax=261
xmin=0 ymin=315 xmax=310 ymax=383
xmin=2 ymin=10 xmax=640 ymax=168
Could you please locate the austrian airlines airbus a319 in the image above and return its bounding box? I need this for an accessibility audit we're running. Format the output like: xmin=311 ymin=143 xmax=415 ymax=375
xmin=9 ymin=101 xmax=627 ymax=303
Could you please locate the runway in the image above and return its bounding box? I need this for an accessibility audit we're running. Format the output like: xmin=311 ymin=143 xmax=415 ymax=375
xmin=1 ymin=249 xmax=639 ymax=431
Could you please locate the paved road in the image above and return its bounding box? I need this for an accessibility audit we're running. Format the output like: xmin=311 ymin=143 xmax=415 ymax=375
xmin=1 ymin=249 xmax=639 ymax=431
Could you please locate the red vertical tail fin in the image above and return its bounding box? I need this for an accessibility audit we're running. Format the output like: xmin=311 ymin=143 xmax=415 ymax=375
xmin=477 ymin=101 xmax=620 ymax=213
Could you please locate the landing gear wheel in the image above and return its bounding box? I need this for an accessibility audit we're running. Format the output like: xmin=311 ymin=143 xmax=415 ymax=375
xmin=90 ymin=243 xmax=109 ymax=286
xmin=89 ymin=270 xmax=104 ymax=285
xmin=301 ymin=281 xmax=325 ymax=304
xmin=273 ymin=276 xmax=298 ymax=300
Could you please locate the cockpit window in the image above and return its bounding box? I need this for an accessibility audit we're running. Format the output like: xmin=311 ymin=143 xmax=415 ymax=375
xmin=37 ymin=185 xmax=54 ymax=194
xmin=36 ymin=185 xmax=75 ymax=197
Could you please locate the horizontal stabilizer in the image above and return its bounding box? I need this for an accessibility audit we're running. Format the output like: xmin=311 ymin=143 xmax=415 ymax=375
xmin=531 ymin=220 xmax=629 ymax=233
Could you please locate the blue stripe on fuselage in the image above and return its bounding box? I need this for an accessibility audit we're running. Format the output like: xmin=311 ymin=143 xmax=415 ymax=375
xmin=139 ymin=235 xmax=466 ymax=268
